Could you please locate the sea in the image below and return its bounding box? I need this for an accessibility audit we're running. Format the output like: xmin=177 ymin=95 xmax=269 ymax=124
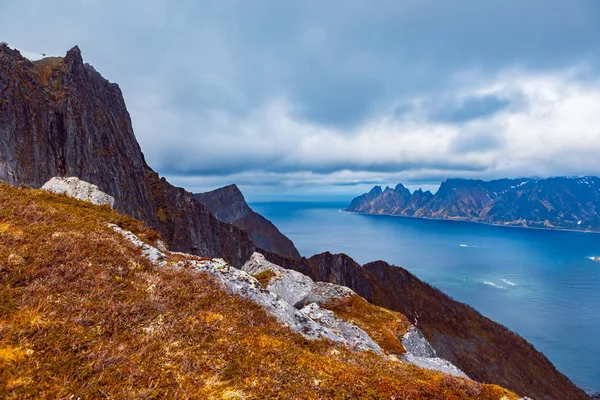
xmin=251 ymin=201 xmax=600 ymax=394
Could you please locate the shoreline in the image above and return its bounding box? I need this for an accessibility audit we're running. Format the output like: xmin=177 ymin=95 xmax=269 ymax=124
xmin=341 ymin=209 xmax=600 ymax=235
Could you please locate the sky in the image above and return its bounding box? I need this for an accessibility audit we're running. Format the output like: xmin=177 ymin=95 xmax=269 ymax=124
xmin=2 ymin=1 xmax=600 ymax=201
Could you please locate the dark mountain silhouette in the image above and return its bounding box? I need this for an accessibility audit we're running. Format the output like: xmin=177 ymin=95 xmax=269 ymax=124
xmin=348 ymin=177 xmax=600 ymax=231
xmin=194 ymin=184 xmax=300 ymax=259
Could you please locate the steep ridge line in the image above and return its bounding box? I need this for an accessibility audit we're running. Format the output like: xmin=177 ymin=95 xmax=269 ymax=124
xmin=195 ymin=184 xmax=300 ymax=259
xmin=0 ymin=43 xmax=260 ymax=266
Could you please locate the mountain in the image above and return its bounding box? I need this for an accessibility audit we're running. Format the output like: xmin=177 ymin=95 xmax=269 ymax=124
xmin=0 ymin=44 xmax=257 ymax=266
xmin=262 ymin=250 xmax=588 ymax=400
xmin=0 ymin=182 xmax=518 ymax=399
xmin=194 ymin=184 xmax=300 ymax=259
xmin=348 ymin=177 xmax=600 ymax=231
xmin=0 ymin=44 xmax=588 ymax=399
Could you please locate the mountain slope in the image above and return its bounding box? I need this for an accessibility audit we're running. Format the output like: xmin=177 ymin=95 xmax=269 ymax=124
xmin=195 ymin=184 xmax=300 ymax=259
xmin=262 ymin=250 xmax=588 ymax=400
xmin=0 ymin=183 xmax=518 ymax=399
xmin=348 ymin=177 xmax=600 ymax=231
xmin=0 ymin=44 xmax=253 ymax=266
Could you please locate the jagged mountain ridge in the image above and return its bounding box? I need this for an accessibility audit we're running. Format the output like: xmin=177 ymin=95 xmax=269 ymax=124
xmin=0 ymin=44 xmax=259 ymax=266
xmin=347 ymin=177 xmax=600 ymax=231
xmin=194 ymin=184 xmax=300 ymax=259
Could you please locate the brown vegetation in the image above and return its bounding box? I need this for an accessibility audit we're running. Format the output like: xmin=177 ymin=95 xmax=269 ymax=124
xmin=0 ymin=183 xmax=517 ymax=399
xmin=324 ymin=295 xmax=410 ymax=356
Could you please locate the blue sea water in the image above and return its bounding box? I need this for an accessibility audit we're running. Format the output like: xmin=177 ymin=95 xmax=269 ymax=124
xmin=251 ymin=201 xmax=600 ymax=393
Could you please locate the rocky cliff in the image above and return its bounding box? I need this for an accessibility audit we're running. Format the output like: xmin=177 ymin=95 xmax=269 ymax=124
xmin=195 ymin=184 xmax=300 ymax=259
xmin=262 ymin=250 xmax=588 ymax=400
xmin=0 ymin=44 xmax=253 ymax=266
xmin=348 ymin=177 xmax=600 ymax=231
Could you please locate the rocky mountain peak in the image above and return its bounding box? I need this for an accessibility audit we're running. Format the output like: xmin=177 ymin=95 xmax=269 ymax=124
xmin=64 ymin=45 xmax=84 ymax=71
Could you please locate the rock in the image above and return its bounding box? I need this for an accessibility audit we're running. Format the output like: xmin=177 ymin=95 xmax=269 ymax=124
xmin=401 ymin=327 xmax=467 ymax=378
xmin=243 ymin=253 xmax=357 ymax=308
xmin=42 ymin=177 xmax=115 ymax=207
xmin=306 ymin=282 xmax=355 ymax=305
xmin=111 ymin=230 xmax=382 ymax=354
xmin=189 ymin=258 xmax=381 ymax=353
xmin=299 ymin=302 xmax=382 ymax=354
xmin=109 ymin=224 xmax=167 ymax=267
xmin=243 ymin=252 xmax=313 ymax=308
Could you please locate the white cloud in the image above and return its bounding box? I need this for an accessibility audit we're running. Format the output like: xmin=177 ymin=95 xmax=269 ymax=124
xmin=130 ymin=66 xmax=600 ymax=195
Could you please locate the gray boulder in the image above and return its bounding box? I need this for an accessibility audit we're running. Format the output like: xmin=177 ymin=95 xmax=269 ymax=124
xmin=243 ymin=252 xmax=314 ymax=308
xmin=42 ymin=177 xmax=115 ymax=207
xmin=299 ymin=302 xmax=382 ymax=353
xmin=401 ymin=327 xmax=468 ymax=378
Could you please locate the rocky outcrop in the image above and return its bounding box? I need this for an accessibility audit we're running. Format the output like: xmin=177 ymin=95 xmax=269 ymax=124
xmin=195 ymin=184 xmax=300 ymax=259
xmin=261 ymin=250 xmax=588 ymax=400
xmin=42 ymin=177 xmax=115 ymax=207
xmin=401 ymin=327 xmax=467 ymax=378
xmin=0 ymin=44 xmax=253 ymax=266
xmin=347 ymin=177 xmax=600 ymax=231
xmin=241 ymin=253 xmax=467 ymax=377
xmin=112 ymin=230 xmax=382 ymax=354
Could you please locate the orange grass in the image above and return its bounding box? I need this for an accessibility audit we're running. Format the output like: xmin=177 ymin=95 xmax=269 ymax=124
xmin=0 ymin=183 xmax=517 ymax=399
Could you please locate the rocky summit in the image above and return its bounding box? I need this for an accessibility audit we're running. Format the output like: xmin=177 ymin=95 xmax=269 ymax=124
xmin=348 ymin=177 xmax=600 ymax=231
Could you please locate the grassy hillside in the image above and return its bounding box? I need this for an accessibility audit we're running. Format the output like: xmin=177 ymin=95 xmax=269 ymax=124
xmin=0 ymin=183 xmax=517 ymax=399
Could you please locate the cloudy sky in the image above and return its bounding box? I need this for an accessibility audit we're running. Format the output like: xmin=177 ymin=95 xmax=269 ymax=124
xmin=2 ymin=1 xmax=600 ymax=200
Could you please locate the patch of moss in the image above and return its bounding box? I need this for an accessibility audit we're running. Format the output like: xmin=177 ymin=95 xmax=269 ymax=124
xmin=252 ymin=269 xmax=278 ymax=288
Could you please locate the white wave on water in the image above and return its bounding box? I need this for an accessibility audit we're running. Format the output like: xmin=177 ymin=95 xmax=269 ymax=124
xmin=459 ymin=244 xmax=468 ymax=247
xmin=501 ymin=279 xmax=517 ymax=286
xmin=483 ymin=281 xmax=506 ymax=289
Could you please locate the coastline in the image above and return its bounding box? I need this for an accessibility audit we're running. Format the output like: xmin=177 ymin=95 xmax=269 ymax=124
xmin=341 ymin=209 xmax=600 ymax=235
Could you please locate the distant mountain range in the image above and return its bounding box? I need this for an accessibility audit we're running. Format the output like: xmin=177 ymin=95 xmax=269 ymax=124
xmin=347 ymin=177 xmax=600 ymax=231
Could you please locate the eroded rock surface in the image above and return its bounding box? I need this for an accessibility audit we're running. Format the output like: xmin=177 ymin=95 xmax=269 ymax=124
xmin=0 ymin=44 xmax=254 ymax=267
xmin=401 ymin=327 xmax=468 ymax=378
xmin=42 ymin=177 xmax=115 ymax=207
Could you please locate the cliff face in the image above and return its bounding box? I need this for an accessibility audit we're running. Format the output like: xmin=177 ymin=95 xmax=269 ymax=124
xmin=262 ymin=250 xmax=588 ymax=400
xmin=348 ymin=177 xmax=600 ymax=231
xmin=194 ymin=184 xmax=301 ymax=259
xmin=0 ymin=44 xmax=253 ymax=266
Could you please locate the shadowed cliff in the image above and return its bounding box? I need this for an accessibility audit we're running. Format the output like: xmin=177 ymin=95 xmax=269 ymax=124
xmin=195 ymin=184 xmax=300 ymax=259
xmin=0 ymin=44 xmax=253 ymax=266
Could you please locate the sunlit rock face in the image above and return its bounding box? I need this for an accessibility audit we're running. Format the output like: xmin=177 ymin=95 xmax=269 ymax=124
xmin=42 ymin=177 xmax=115 ymax=208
